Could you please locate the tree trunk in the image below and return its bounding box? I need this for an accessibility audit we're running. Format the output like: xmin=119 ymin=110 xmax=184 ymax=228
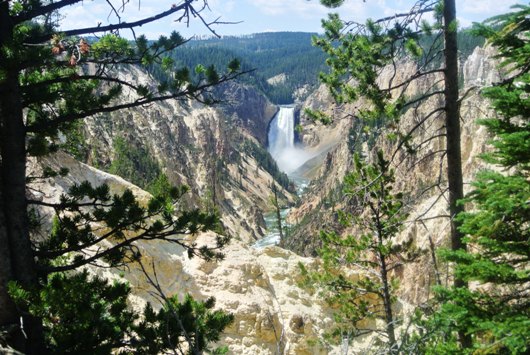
xmin=0 ymin=3 xmax=21 ymax=348
xmin=0 ymin=158 xmax=20 ymax=347
xmin=443 ymin=0 xmax=466 ymax=282
xmin=378 ymin=249 xmax=397 ymax=353
xmin=443 ymin=0 xmax=472 ymax=349
xmin=0 ymin=4 xmax=45 ymax=352
xmin=375 ymin=201 xmax=396 ymax=353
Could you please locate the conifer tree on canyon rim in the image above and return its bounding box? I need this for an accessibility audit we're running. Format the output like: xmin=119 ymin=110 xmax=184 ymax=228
xmin=315 ymin=0 xmax=463 ymax=283
xmin=422 ymin=5 xmax=530 ymax=353
xmin=312 ymin=0 xmax=498 ymax=350
xmin=0 ymin=1 xmax=243 ymax=353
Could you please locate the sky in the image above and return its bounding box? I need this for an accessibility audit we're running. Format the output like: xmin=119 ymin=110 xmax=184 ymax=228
xmin=60 ymin=0 xmax=523 ymax=39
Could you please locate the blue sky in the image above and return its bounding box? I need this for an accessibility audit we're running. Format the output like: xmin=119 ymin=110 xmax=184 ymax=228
xmin=60 ymin=0 xmax=522 ymax=39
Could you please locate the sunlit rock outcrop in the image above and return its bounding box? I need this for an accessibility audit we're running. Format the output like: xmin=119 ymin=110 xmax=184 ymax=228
xmin=29 ymin=152 xmax=337 ymax=354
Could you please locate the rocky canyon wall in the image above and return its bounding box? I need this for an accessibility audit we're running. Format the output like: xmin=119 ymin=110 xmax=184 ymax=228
xmin=79 ymin=65 xmax=289 ymax=243
xmin=29 ymin=152 xmax=338 ymax=354
xmin=284 ymin=46 xmax=502 ymax=304
xmin=28 ymin=45 xmax=506 ymax=353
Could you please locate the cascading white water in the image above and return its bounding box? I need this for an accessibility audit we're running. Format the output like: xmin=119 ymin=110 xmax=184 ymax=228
xmin=268 ymin=106 xmax=295 ymax=154
xmin=254 ymin=106 xmax=314 ymax=249
xmin=268 ymin=106 xmax=311 ymax=175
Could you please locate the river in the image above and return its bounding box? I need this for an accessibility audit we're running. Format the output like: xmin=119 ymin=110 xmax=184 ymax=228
xmin=253 ymin=106 xmax=311 ymax=248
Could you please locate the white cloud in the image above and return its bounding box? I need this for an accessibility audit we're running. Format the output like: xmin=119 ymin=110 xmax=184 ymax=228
xmin=459 ymin=0 xmax=518 ymax=16
xmin=59 ymin=4 xmax=106 ymax=30
xmin=251 ymin=0 xmax=328 ymax=19
xmin=209 ymin=0 xmax=236 ymax=13
xmin=457 ymin=0 xmax=519 ymax=28
xmin=57 ymin=0 xmax=525 ymax=38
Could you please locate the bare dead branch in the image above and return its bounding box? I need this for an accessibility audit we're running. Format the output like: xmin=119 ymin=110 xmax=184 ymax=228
xmin=26 ymin=1 xmax=195 ymax=44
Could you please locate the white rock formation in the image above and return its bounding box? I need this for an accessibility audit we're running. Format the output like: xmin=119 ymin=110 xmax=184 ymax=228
xmin=29 ymin=152 xmax=337 ymax=354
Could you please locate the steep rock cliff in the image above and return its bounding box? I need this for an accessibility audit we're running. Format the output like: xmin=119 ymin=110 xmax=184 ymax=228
xmin=284 ymin=46 xmax=501 ymax=304
xmin=78 ymin=66 xmax=290 ymax=243
xmin=216 ymin=81 xmax=279 ymax=146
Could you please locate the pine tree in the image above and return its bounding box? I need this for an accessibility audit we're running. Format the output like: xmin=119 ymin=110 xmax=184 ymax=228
xmin=0 ymin=1 xmax=241 ymax=353
xmin=313 ymin=0 xmax=464 ymax=279
xmin=300 ymin=152 xmax=413 ymax=353
xmin=311 ymin=0 xmax=470 ymax=347
xmin=424 ymin=5 xmax=530 ymax=353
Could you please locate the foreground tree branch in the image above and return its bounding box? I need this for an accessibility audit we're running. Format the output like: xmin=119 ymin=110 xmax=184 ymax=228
xmin=0 ymin=1 xmax=242 ymax=352
xmin=26 ymin=1 xmax=195 ymax=44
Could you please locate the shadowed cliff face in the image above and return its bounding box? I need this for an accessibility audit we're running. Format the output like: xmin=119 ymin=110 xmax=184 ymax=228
xmin=216 ymin=81 xmax=279 ymax=146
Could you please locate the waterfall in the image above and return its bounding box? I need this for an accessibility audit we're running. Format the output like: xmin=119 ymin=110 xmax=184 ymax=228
xmin=268 ymin=106 xmax=295 ymax=154
xmin=255 ymin=106 xmax=312 ymax=249
xmin=268 ymin=106 xmax=311 ymax=175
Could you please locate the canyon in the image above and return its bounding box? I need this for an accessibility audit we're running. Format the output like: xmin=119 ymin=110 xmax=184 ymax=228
xmin=30 ymin=44 xmax=501 ymax=353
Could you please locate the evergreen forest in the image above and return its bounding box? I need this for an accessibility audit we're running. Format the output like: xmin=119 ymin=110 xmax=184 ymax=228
xmin=148 ymin=32 xmax=330 ymax=104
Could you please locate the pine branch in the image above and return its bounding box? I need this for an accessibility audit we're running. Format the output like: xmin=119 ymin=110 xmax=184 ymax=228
xmin=26 ymin=70 xmax=250 ymax=133
xmin=25 ymin=1 xmax=195 ymax=44
xmin=14 ymin=0 xmax=84 ymax=24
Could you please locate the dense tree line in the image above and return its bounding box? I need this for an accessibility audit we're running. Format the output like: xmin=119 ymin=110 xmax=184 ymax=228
xmin=147 ymin=30 xmax=483 ymax=106
xmin=149 ymin=32 xmax=330 ymax=104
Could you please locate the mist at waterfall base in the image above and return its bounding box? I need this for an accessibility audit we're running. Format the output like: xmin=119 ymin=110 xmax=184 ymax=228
xmin=267 ymin=107 xmax=313 ymax=176
xmin=253 ymin=107 xmax=312 ymax=249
